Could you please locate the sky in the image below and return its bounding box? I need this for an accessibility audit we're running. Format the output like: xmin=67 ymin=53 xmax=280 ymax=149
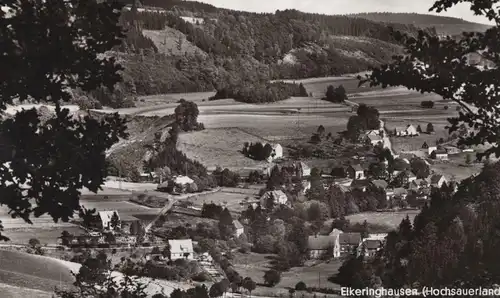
xmin=199 ymin=0 xmax=494 ymax=25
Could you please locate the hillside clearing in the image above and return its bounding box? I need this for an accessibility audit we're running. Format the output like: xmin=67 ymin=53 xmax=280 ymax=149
xmin=142 ymin=28 xmax=206 ymax=57
xmin=177 ymin=128 xmax=272 ymax=173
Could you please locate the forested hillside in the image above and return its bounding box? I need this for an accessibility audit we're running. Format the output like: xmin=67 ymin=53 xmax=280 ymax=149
xmin=348 ymin=12 xmax=492 ymax=36
xmin=77 ymin=1 xmax=434 ymax=107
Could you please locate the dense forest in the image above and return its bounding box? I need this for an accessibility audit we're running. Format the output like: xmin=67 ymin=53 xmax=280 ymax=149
xmin=78 ymin=1 xmax=436 ymax=107
xmin=335 ymin=162 xmax=500 ymax=292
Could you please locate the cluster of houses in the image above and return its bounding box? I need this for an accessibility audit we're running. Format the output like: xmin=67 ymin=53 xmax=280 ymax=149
xmin=308 ymin=229 xmax=387 ymax=260
xmin=344 ymin=162 xmax=448 ymax=201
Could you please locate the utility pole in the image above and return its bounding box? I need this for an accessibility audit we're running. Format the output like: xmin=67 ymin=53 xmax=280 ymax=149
xmin=318 ymin=271 xmax=321 ymax=288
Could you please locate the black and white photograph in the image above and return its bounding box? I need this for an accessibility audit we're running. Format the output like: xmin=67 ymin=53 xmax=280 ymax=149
xmin=0 ymin=0 xmax=498 ymax=297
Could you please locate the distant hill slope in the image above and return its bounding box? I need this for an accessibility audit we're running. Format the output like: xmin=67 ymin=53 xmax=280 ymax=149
xmin=348 ymin=12 xmax=492 ymax=36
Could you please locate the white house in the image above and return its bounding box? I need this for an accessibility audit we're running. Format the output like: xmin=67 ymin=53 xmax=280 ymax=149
xmin=266 ymin=144 xmax=283 ymax=162
xmin=428 ymin=146 xmax=438 ymax=155
xmin=298 ymin=161 xmax=311 ymax=177
xmin=98 ymin=211 xmax=121 ymax=230
xmin=260 ymin=190 xmax=288 ymax=208
xmin=432 ymin=148 xmax=449 ymax=160
xmin=168 ymin=239 xmax=194 ymax=260
xmin=397 ymin=124 xmax=419 ymax=137
xmin=233 ymin=220 xmax=244 ymax=238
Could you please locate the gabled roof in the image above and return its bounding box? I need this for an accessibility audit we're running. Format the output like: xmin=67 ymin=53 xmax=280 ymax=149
xmin=351 ymin=179 xmax=370 ymax=189
xmin=434 ymin=148 xmax=448 ymax=154
xmin=329 ymin=228 xmax=344 ymax=237
xmin=371 ymin=179 xmax=388 ymax=189
xmin=173 ymin=175 xmax=194 ymax=185
xmin=337 ymin=185 xmax=351 ymax=193
xmin=350 ymin=164 xmax=364 ymax=172
xmin=308 ymin=235 xmax=336 ymax=250
xmin=339 ymin=233 xmax=362 ymax=245
xmin=233 ymin=219 xmax=244 ymax=230
xmin=413 ymin=178 xmax=428 ymax=185
xmin=299 ymin=162 xmax=311 ymax=171
xmin=168 ymin=239 xmax=194 ymax=254
xmin=430 ymin=174 xmax=446 ymax=184
xmin=394 ymin=188 xmax=408 ymax=196
xmin=367 ymin=134 xmax=382 ymax=142
xmin=98 ymin=211 xmax=119 ymax=223
xmin=363 ymin=239 xmax=383 ymax=250
xmin=272 ymin=143 xmax=282 ymax=150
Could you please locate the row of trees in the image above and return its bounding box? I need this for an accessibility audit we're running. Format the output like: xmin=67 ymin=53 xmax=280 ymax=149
xmin=323 ymin=84 xmax=348 ymax=103
xmin=242 ymin=142 xmax=273 ymax=161
xmin=210 ymin=81 xmax=307 ymax=103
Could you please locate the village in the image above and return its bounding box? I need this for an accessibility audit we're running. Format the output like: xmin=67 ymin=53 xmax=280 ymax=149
xmin=19 ymin=107 xmax=475 ymax=297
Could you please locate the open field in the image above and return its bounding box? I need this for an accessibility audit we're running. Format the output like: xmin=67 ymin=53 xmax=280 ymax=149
xmin=177 ymin=128 xmax=272 ymax=172
xmin=0 ymin=282 xmax=53 ymax=298
xmin=278 ymin=260 xmax=343 ymax=290
xmin=385 ymin=119 xmax=452 ymax=153
xmin=431 ymin=152 xmax=484 ymax=181
xmin=182 ymin=188 xmax=258 ymax=213
xmin=3 ymin=226 xmax=86 ymax=246
xmin=198 ymin=114 xmax=346 ymax=141
xmin=79 ymin=195 xmax=162 ymax=222
xmin=232 ymin=252 xmax=342 ymax=296
xmin=0 ymin=250 xmax=75 ymax=293
xmin=346 ymin=210 xmax=420 ymax=229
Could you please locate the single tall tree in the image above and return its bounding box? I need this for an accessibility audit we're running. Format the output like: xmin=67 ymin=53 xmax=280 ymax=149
xmin=0 ymin=0 xmax=128 ymax=241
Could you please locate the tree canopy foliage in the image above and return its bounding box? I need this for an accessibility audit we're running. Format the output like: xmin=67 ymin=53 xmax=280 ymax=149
xmin=0 ymin=0 xmax=128 ymax=241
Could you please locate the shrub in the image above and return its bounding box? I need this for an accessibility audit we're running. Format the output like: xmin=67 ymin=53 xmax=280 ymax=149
xmin=421 ymin=100 xmax=434 ymax=108
xmin=444 ymin=105 xmax=449 ymax=110
xmin=263 ymin=269 xmax=281 ymax=287
xmin=295 ymin=281 xmax=307 ymax=291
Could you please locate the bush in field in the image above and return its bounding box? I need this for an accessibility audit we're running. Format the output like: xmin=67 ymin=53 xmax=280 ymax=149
xmin=295 ymin=281 xmax=307 ymax=291
xmin=421 ymin=100 xmax=434 ymax=108
xmin=264 ymin=269 xmax=281 ymax=287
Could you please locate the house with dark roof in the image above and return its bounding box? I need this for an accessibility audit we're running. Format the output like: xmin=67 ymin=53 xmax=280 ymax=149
xmin=308 ymin=234 xmax=340 ymax=259
xmin=339 ymin=233 xmax=362 ymax=256
xmin=400 ymin=170 xmax=417 ymax=184
xmin=260 ymin=190 xmax=288 ymax=209
xmin=432 ymin=148 xmax=449 ymax=160
xmin=429 ymin=174 xmax=447 ymax=188
xmin=358 ymin=239 xmax=384 ymax=258
xmin=409 ymin=178 xmax=429 ymax=190
xmin=366 ymin=134 xmax=383 ymax=146
xmin=351 ymin=179 xmax=370 ymax=192
xmin=347 ymin=164 xmax=365 ymax=180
